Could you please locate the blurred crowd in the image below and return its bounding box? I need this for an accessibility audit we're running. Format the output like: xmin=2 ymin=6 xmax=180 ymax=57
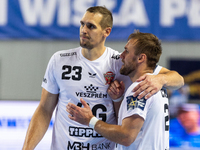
xmin=168 ymin=85 xmax=200 ymax=148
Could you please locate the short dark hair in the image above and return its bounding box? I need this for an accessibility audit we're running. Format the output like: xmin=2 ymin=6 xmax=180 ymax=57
xmin=128 ymin=30 xmax=162 ymax=69
xmin=87 ymin=6 xmax=113 ymax=29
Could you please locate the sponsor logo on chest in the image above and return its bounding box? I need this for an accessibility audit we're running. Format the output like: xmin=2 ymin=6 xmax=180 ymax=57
xmin=75 ymin=84 xmax=107 ymax=99
xmin=104 ymin=71 xmax=115 ymax=85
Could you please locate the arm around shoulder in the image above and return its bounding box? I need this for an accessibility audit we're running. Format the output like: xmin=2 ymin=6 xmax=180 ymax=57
xmin=159 ymin=67 xmax=184 ymax=90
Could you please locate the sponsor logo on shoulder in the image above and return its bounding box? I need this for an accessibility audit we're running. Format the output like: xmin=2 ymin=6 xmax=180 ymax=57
xmin=111 ymin=54 xmax=120 ymax=60
xmin=43 ymin=78 xmax=47 ymax=83
xmin=126 ymin=96 xmax=146 ymax=111
xmin=60 ymin=52 xmax=77 ymax=57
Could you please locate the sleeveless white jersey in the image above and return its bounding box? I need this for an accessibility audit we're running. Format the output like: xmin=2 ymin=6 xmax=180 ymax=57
xmin=41 ymin=47 xmax=162 ymax=150
xmin=117 ymin=80 xmax=169 ymax=150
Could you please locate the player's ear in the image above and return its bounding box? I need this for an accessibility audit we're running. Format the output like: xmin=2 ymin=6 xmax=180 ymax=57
xmin=137 ymin=53 xmax=146 ymax=63
xmin=104 ymin=27 xmax=112 ymax=37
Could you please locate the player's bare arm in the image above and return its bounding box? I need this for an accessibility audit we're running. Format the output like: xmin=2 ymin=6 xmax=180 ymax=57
xmin=22 ymin=88 xmax=58 ymax=150
xmin=94 ymin=114 xmax=144 ymax=146
xmin=67 ymin=98 xmax=144 ymax=146
xmin=107 ymin=80 xmax=125 ymax=118
xmin=133 ymin=67 xmax=184 ymax=99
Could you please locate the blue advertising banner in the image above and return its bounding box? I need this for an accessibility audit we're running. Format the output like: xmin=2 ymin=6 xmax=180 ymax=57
xmin=0 ymin=0 xmax=200 ymax=40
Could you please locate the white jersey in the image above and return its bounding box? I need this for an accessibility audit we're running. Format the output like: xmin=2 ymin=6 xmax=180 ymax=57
xmin=117 ymin=80 xmax=169 ymax=150
xmin=42 ymin=47 xmax=162 ymax=150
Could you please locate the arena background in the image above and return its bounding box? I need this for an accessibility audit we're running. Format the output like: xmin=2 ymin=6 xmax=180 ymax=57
xmin=0 ymin=0 xmax=200 ymax=149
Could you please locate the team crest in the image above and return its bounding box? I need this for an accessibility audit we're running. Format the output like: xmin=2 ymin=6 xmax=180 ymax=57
xmin=104 ymin=71 xmax=115 ymax=85
xmin=126 ymin=96 xmax=146 ymax=111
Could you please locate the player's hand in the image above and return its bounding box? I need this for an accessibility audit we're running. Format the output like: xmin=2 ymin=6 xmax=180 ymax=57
xmin=107 ymin=80 xmax=125 ymax=100
xmin=133 ymin=74 xmax=163 ymax=99
xmin=66 ymin=98 xmax=94 ymax=126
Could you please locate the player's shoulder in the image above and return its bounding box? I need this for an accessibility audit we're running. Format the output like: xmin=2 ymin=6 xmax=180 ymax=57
xmin=47 ymin=47 xmax=81 ymax=64
xmin=153 ymin=65 xmax=162 ymax=75
xmin=49 ymin=47 xmax=81 ymax=62
xmin=107 ymin=47 xmax=121 ymax=56
xmin=106 ymin=47 xmax=121 ymax=61
xmin=125 ymin=82 xmax=139 ymax=96
xmin=53 ymin=47 xmax=81 ymax=57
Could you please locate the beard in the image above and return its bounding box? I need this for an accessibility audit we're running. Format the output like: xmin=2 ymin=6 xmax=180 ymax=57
xmin=120 ymin=62 xmax=137 ymax=76
xmin=120 ymin=65 xmax=133 ymax=76
xmin=80 ymin=39 xmax=94 ymax=50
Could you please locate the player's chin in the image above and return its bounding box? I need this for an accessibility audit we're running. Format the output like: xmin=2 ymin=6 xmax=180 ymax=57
xmin=120 ymin=65 xmax=125 ymax=70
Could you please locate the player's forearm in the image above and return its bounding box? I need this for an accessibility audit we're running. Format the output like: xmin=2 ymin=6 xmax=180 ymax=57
xmin=94 ymin=121 xmax=136 ymax=146
xmin=113 ymin=101 xmax=122 ymax=120
xmin=22 ymin=106 xmax=52 ymax=150
xmin=160 ymin=70 xmax=184 ymax=90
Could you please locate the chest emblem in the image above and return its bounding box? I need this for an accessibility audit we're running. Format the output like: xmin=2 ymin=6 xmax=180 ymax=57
xmin=88 ymin=72 xmax=97 ymax=78
xmin=104 ymin=71 xmax=115 ymax=85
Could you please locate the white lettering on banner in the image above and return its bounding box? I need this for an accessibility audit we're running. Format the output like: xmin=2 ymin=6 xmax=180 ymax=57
xmin=160 ymin=0 xmax=200 ymax=27
xmin=0 ymin=0 xmax=7 ymax=25
xmin=72 ymin=0 xmax=117 ymax=26
xmin=73 ymin=0 xmax=94 ymax=26
xmin=19 ymin=0 xmax=57 ymax=26
xmin=18 ymin=0 xmax=149 ymax=27
xmin=97 ymin=0 xmax=116 ymax=10
xmin=188 ymin=0 xmax=200 ymax=27
xmin=113 ymin=0 xmax=149 ymax=26
xmin=57 ymin=0 xmax=71 ymax=26
xmin=160 ymin=0 xmax=186 ymax=27
xmin=1 ymin=0 xmax=200 ymax=28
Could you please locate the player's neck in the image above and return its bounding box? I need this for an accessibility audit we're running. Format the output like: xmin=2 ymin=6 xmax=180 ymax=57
xmin=129 ymin=66 xmax=153 ymax=83
xmin=82 ymin=46 xmax=106 ymax=61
